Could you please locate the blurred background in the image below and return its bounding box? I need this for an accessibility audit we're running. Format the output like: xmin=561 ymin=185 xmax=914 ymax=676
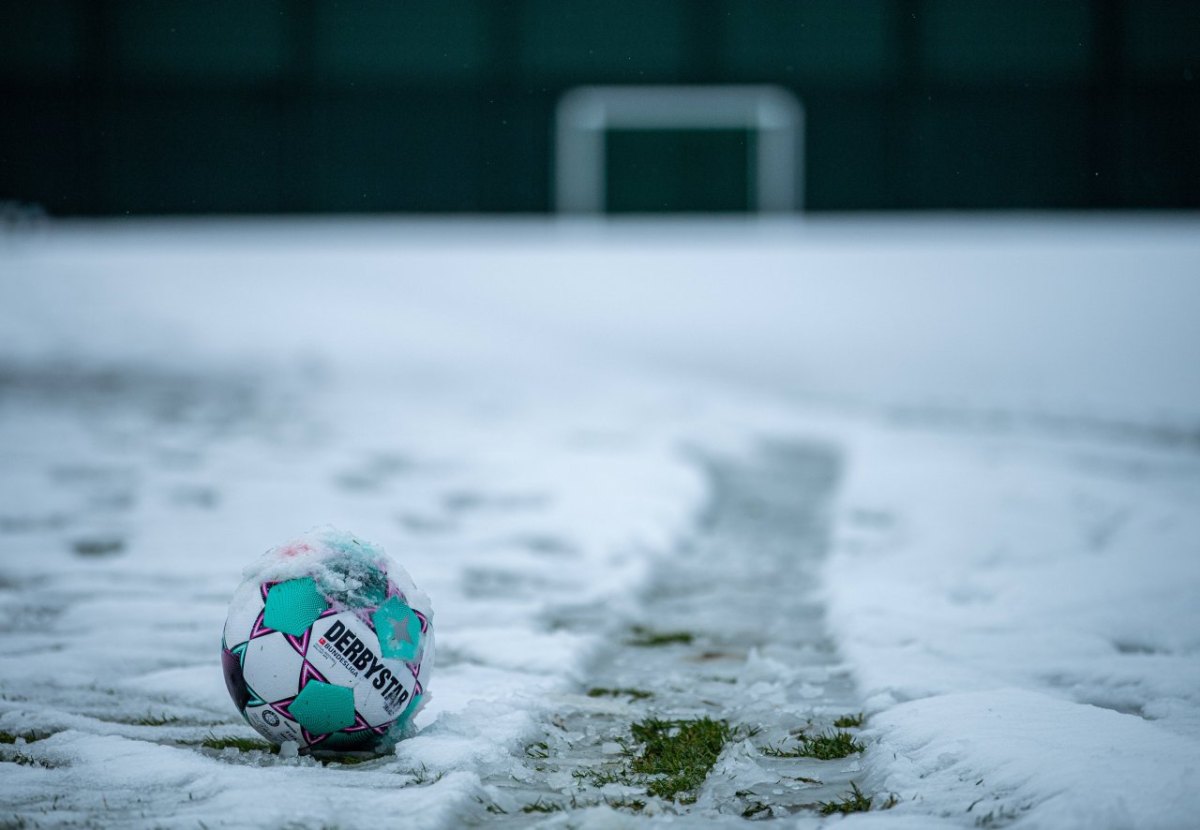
xmin=2 ymin=0 xmax=1198 ymax=216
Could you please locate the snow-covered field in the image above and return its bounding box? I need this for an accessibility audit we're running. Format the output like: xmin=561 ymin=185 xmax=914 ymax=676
xmin=1 ymin=216 xmax=1198 ymax=828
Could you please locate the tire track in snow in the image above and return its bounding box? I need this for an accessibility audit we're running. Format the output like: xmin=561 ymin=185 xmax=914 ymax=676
xmin=474 ymin=441 xmax=869 ymax=824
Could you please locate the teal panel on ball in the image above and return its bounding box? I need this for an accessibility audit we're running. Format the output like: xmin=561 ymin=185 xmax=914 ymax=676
xmin=372 ymin=597 xmax=422 ymax=662
xmin=290 ymin=680 xmax=355 ymax=734
xmin=397 ymin=692 xmax=422 ymax=729
xmin=263 ymin=578 xmax=329 ymax=636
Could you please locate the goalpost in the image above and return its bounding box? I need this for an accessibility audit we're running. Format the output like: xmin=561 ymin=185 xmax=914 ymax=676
xmin=554 ymin=85 xmax=804 ymax=214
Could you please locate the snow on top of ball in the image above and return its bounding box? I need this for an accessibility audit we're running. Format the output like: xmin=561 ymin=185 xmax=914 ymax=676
xmin=245 ymin=525 xmax=429 ymax=615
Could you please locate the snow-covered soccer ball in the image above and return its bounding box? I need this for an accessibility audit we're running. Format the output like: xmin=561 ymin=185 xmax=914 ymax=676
xmin=221 ymin=528 xmax=433 ymax=752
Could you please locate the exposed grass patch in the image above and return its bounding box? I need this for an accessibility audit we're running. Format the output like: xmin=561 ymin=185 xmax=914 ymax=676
xmin=200 ymin=735 xmax=274 ymax=753
xmin=818 ymin=781 xmax=872 ymax=815
xmin=760 ymin=743 xmax=806 ymax=758
xmin=1 ymin=735 xmax=60 ymax=768
xmin=629 ymin=717 xmax=732 ymax=801
xmin=127 ymin=713 xmax=182 ymax=726
xmin=976 ymin=805 xmax=1024 ymax=827
xmin=833 ymin=712 xmax=866 ymax=729
xmin=521 ymin=797 xmax=564 ymax=813
xmin=72 ymin=537 xmax=125 ymax=557
xmin=605 ymin=797 xmax=646 ymax=812
xmin=742 ymin=801 xmax=771 ymax=818
xmin=626 ymin=626 xmax=694 ymax=647
xmin=692 ymin=650 xmax=737 ymax=661
xmin=572 ymin=764 xmax=631 ymax=788
xmin=800 ymin=730 xmax=864 ymax=759
xmin=565 ymin=717 xmax=738 ymax=802
xmin=525 ymin=741 xmax=549 ymax=759
xmin=2 ymin=751 xmax=59 ymax=768
xmin=765 ymin=729 xmax=864 ymax=760
xmin=586 ymin=687 xmax=654 ymax=701
xmin=405 ymin=764 xmax=445 ymax=786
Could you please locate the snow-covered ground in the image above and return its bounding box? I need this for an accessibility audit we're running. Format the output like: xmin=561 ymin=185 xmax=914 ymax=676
xmin=832 ymin=424 xmax=1200 ymax=827
xmin=1 ymin=216 xmax=1198 ymax=828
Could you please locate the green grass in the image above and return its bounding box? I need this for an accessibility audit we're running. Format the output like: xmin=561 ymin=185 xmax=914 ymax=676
xmin=127 ymin=713 xmax=182 ymax=726
xmin=566 ymin=717 xmax=739 ymax=802
xmin=975 ymin=805 xmax=1021 ymax=827
xmin=742 ymin=801 xmax=771 ymax=818
xmin=801 ymin=730 xmax=864 ymax=759
xmin=517 ymin=794 xmax=644 ymax=815
xmin=586 ymin=687 xmax=654 ymax=701
xmin=406 ymin=764 xmax=445 ymax=786
xmin=604 ymin=797 xmax=646 ymax=812
xmin=572 ymin=764 xmax=631 ymax=787
xmin=764 ymin=729 xmax=864 ymax=760
xmin=818 ymin=782 xmax=872 ymax=815
xmin=200 ymin=735 xmax=274 ymax=753
xmin=2 ymin=751 xmax=57 ymax=768
xmin=626 ymin=626 xmax=694 ymax=647
xmin=833 ymin=712 xmax=866 ymax=729
xmin=760 ymin=743 xmax=806 ymax=758
xmin=1 ymin=733 xmax=59 ymax=768
xmin=72 ymin=537 xmax=125 ymax=557
xmin=521 ymin=798 xmax=564 ymax=813
xmin=525 ymin=741 xmax=550 ymax=758
xmin=629 ymin=717 xmax=733 ymax=801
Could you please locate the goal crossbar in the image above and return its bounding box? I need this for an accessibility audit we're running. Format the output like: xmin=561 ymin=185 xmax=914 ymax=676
xmin=555 ymin=85 xmax=804 ymax=214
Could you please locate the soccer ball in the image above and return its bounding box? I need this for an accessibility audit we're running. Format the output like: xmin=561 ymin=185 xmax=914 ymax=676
xmin=220 ymin=528 xmax=433 ymax=752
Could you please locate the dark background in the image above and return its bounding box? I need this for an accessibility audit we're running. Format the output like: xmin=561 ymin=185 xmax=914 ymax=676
xmin=2 ymin=0 xmax=1198 ymax=215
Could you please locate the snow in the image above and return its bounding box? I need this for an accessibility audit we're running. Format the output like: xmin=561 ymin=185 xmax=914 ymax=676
xmin=864 ymin=688 xmax=1200 ymax=829
xmin=1 ymin=215 xmax=1199 ymax=827
xmin=4 ymin=214 xmax=1200 ymax=420
xmin=243 ymin=527 xmax=427 ymax=611
xmin=828 ymin=422 xmax=1200 ymax=827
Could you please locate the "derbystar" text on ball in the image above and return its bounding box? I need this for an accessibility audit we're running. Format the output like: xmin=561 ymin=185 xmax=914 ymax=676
xmin=318 ymin=619 xmax=410 ymax=712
